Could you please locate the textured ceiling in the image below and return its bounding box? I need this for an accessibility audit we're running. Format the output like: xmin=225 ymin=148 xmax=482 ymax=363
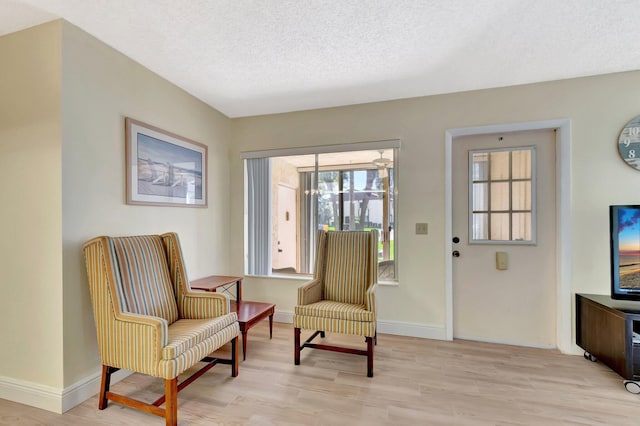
xmin=3 ymin=0 xmax=640 ymax=117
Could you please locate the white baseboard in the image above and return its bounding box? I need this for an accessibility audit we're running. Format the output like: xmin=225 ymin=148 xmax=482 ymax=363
xmin=274 ymin=309 xmax=447 ymax=340
xmin=61 ymin=368 xmax=131 ymax=413
xmin=274 ymin=310 xmax=293 ymax=324
xmin=0 ymin=368 xmax=131 ymax=414
xmin=454 ymin=334 xmax=557 ymax=350
xmin=378 ymin=319 xmax=447 ymax=340
xmin=0 ymin=375 xmax=62 ymax=413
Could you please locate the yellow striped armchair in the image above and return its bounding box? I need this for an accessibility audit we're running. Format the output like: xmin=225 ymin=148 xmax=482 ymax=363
xmin=293 ymin=230 xmax=378 ymax=377
xmin=83 ymin=232 xmax=240 ymax=426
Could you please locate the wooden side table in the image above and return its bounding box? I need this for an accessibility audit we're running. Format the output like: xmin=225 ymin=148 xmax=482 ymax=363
xmin=190 ymin=275 xmax=275 ymax=360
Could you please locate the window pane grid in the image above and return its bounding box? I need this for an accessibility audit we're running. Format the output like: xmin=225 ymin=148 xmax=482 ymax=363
xmin=470 ymin=147 xmax=534 ymax=243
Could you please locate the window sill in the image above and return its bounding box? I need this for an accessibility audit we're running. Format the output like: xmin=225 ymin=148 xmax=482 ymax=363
xmin=245 ymin=273 xmax=311 ymax=282
xmin=245 ymin=273 xmax=399 ymax=286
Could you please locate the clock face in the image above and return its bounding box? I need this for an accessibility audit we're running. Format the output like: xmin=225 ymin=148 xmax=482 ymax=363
xmin=618 ymin=115 xmax=640 ymax=170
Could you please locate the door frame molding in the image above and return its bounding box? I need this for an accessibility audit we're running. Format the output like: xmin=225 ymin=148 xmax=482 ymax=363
xmin=445 ymin=119 xmax=572 ymax=353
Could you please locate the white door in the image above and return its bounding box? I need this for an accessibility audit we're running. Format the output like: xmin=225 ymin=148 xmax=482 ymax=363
xmin=273 ymin=184 xmax=297 ymax=271
xmin=452 ymin=129 xmax=556 ymax=347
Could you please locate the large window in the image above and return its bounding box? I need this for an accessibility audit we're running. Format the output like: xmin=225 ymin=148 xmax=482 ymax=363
xmin=469 ymin=147 xmax=535 ymax=243
xmin=244 ymin=143 xmax=399 ymax=281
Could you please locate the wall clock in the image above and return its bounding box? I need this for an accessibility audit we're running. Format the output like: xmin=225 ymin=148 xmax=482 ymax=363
xmin=618 ymin=115 xmax=640 ymax=170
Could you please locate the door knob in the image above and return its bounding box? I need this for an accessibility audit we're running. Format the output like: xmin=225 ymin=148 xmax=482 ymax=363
xmin=452 ymin=250 xmax=460 ymax=257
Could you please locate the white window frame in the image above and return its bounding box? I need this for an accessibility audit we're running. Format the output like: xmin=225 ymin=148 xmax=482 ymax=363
xmin=241 ymin=139 xmax=401 ymax=281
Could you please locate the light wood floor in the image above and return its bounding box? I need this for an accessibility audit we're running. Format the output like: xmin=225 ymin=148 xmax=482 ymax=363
xmin=2 ymin=321 xmax=640 ymax=425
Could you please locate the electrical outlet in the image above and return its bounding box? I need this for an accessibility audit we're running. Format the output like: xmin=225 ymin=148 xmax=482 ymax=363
xmin=415 ymin=223 xmax=429 ymax=235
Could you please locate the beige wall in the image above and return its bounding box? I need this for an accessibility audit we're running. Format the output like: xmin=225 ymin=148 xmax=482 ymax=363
xmin=0 ymin=21 xmax=63 ymax=388
xmin=1 ymin=20 xmax=232 ymax=406
xmin=231 ymin=70 xmax=640 ymax=339
xmin=60 ymin=22 xmax=232 ymax=387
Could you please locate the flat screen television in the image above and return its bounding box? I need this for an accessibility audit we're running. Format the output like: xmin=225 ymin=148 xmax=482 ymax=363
xmin=610 ymin=205 xmax=640 ymax=300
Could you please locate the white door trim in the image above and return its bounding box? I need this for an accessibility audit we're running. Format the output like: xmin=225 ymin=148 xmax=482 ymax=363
xmin=445 ymin=119 xmax=572 ymax=354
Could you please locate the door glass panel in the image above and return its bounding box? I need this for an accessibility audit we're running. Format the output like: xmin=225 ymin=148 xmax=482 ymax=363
xmin=490 ymin=182 xmax=509 ymax=210
xmin=490 ymin=151 xmax=510 ymax=179
xmin=471 ymin=152 xmax=489 ymax=180
xmin=512 ymin=212 xmax=531 ymax=241
xmin=316 ymin=151 xmax=396 ymax=279
xmin=317 ymin=170 xmax=338 ymax=231
xmin=512 ymin=181 xmax=531 ymax=210
xmin=512 ymin=150 xmax=531 ymax=179
xmin=338 ymin=169 xmax=383 ymax=231
xmin=490 ymin=213 xmax=510 ymax=240
xmin=472 ymin=213 xmax=488 ymax=240
xmin=472 ymin=183 xmax=488 ymax=211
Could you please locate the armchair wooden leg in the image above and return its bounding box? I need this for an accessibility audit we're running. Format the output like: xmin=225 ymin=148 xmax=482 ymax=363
xmin=98 ymin=365 xmax=111 ymax=410
xmin=231 ymin=336 xmax=239 ymax=377
xmin=294 ymin=327 xmax=301 ymax=365
xmin=366 ymin=336 xmax=374 ymax=378
xmin=165 ymin=378 xmax=178 ymax=426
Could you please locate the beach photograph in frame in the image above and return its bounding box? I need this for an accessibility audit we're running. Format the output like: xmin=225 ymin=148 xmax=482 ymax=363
xmin=125 ymin=118 xmax=207 ymax=207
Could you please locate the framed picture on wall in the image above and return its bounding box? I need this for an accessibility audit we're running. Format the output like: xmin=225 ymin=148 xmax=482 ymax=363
xmin=125 ymin=117 xmax=207 ymax=207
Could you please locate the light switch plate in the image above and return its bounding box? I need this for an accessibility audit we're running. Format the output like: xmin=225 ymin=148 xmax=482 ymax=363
xmin=416 ymin=223 xmax=429 ymax=235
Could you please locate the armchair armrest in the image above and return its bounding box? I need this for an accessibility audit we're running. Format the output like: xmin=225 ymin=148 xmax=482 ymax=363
xmin=365 ymin=282 xmax=377 ymax=312
xmin=298 ymin=278 xmax=323 ymax=305
xmin=180 ymin=290 xmax=230 ymax=318
xmin=101 ymin=312 xmax=167 ymax=376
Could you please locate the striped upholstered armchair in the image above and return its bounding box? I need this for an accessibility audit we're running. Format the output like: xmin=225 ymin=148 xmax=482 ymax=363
xmin=293 ymin=230 xmax=378 ymax=377
xmin=83 ymin=233 xmax=240 ymax=426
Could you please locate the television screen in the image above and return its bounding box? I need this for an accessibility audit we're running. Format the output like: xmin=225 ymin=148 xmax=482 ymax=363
xmin=611 ymin=205 xmax=640 ymax=300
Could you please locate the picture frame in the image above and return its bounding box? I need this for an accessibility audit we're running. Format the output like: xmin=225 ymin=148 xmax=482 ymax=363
xmin=125 ymin=117 xmax=207 ymax=207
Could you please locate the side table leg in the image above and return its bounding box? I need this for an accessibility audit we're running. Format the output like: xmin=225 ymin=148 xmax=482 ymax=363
xmin=269 ymin=310 xmax=274 ymax=339
xmin=242 ymin=329 xmax=248 ymax=361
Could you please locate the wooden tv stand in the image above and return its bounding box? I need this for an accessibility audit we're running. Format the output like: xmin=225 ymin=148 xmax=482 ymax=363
xmin=575 ymin=293 xmax=640 ymax=392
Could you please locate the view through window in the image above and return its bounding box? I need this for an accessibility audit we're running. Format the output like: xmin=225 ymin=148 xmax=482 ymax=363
xmin=245 ymin=146 xmax=398 ymax=281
